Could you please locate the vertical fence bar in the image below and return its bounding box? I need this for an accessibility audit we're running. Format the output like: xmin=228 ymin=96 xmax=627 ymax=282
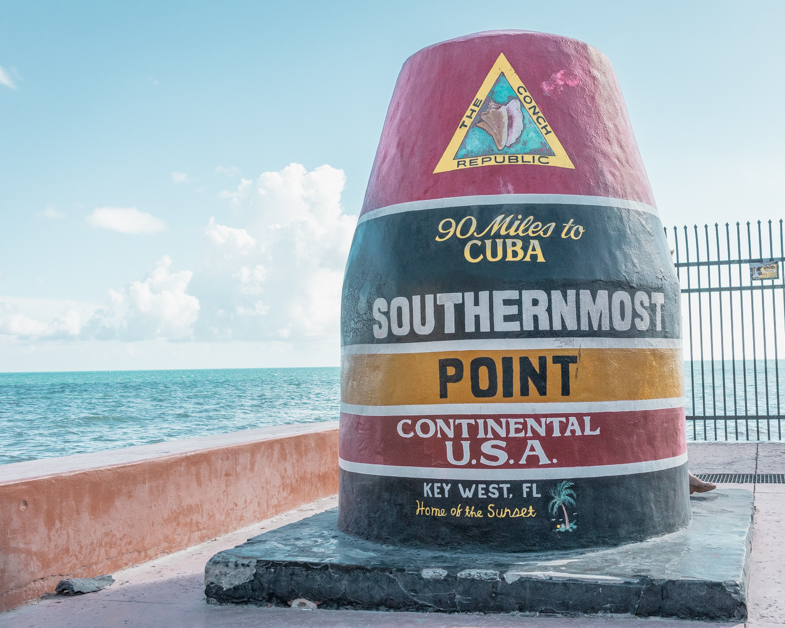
xmin=747 ymin=223 xmax=760 ymax=438
xmin=737 ymin=223 xmax=749 ymax=438
xmin=705 ymin=225 xmax=717 ymax=438
xmin=727 ymin=223 xmax=739 ymax=440
xmin=715 ymin=224 xmax=728 ymax=439
xmin=694 ymin=226 xmax=707 ymax=438
xmin=768 ymin=220 xmax=780 ymax=439
xmin=777 ymin=218 xmax=785 ymax=440
xmin=758 ymin=221 xmax=770 ymax=439
xmin=674 ymin=226 xmax=695 ymax=440
xmin=684 ymin=226 xmax=697 ymax=438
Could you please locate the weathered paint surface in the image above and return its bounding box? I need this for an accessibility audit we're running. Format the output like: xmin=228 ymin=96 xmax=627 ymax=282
xmin=0 ymin=423 xmax=339 ymax=612
xmin=339 ymin=30 xmax=688 ymax=550
xmin=359 ymin=31 xmax=655 ymax=215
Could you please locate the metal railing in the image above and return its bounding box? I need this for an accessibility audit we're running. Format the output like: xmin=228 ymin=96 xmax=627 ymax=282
xmin=667 ymin=220 xmax=785 ymax=441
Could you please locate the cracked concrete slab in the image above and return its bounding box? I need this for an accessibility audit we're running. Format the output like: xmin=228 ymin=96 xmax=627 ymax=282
xmin=748 ymin=488 xmax=785 ymax=624
xmin=205 ymin=489 xmax=753 ymax=620
xmin=688 ymin=443 xmax=759 ymax=474
xmin=756 ymin=443 xmax=785 ymax=474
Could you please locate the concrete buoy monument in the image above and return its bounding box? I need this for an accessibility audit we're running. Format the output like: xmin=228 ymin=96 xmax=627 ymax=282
xmin=339 ymin=30 xmax=688 ymax=550
xmin=207 ymin=32 xmax=753 ymax=618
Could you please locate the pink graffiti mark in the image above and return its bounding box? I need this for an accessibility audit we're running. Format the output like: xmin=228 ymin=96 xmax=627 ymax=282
xmin=541 ymin=69 xmax=580 ymax=96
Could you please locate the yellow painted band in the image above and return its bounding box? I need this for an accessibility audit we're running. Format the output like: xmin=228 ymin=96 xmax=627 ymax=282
xmin=342 ymin=348 xmax=683 ymax=406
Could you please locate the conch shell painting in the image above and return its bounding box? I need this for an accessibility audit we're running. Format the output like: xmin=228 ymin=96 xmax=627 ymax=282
xmin=452 ymin=73 xmax=554 ymax=161
xmin=477 ymin=99 xmax=524 ymax=150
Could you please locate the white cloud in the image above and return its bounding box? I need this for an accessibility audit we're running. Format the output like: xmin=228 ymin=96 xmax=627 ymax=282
xmin=171 ymin=171 xmax=189 ymax=184
xmin=87 ymin=207 xmax=167 ymax=234
xmin=204 ymin=217 xmax=256 ymax=255
xmin=0 ymin=298 xmax=97 ymax=339
xmin=0 ymin=66 xmax=16 ymax=89
xmin=236 ymin=300 xmax=270 ymax=316
xmin=87 ymin=257 xmax=200 ymax=340
xmin=219 ymin=178 xmax=252 ymax=205
xmin=125 ymin=256 xmax=200 ymax=338
xmin=215 ymin=165 xmax=241 ymax=178
xmin=200 ymin=163 xmax=356 ymax=342
xmin=37 ymin=205 xmax=65 ymax=220
xmin=235 ymin=265 xmax=268 ymax=294
xmin=0 ymin=303 xmax=50 ymax=336
xmin=0 ymin=255 xmax=199 ymax=342
xmin=2 ymin=163 xmax=354 ymax=355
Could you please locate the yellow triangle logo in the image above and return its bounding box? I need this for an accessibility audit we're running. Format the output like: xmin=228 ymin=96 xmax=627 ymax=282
xmin=434 ymin=53 xmax=574 ymax=174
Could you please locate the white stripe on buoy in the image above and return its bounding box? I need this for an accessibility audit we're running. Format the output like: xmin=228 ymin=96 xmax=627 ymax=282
xmin=357 ymin=194 xmax=659 ymax=225
xmin=341 ymin=338 xmax=682 ymax=355
xmin=339 ymin=452 xmax=688 ymax=480
xmin=341 ymin=397 xmax=685 ymax=416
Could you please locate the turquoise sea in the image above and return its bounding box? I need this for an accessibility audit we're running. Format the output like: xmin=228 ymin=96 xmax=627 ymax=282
xmin=0 ymin=368 xmax=340 ymax=465
xmin=684 ymin=359 xmax=785 ymax=442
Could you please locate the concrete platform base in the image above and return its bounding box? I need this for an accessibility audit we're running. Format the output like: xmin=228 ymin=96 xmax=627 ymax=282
xmin=205 ymin=489 xmax=753 ymax=620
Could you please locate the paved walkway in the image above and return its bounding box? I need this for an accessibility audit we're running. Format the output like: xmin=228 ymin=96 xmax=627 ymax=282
xmin=4 ymin=443 xmax=784 ymax=627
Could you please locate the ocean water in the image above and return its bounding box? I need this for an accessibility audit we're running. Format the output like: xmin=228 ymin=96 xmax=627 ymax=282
xmin=0 ymin=368 xmax=340 ymax=465
xmin=684 ymin=359 xmax=785 ymax=441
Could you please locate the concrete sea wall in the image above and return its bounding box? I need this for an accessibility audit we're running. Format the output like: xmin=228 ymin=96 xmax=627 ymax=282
xmin=0 ymin=422 xmax=339 ymax=611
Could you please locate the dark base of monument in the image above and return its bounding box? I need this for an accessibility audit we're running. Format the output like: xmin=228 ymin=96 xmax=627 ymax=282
xmin=205 ymin=489 xmax=753 ymax=620
xmin=338 ymin=465 xmax=691 ymax=551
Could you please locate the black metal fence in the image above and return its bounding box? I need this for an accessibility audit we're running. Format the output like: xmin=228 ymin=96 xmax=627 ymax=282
xmin=667 ymin=220 xmax=785 ymax=441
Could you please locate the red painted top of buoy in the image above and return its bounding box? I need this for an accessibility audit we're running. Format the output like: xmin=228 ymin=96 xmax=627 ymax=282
xmin=360 ymin=30 xmax=655 ymax=216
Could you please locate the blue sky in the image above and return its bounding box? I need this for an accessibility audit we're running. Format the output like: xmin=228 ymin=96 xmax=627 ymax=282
xmin=1 ymin=1 xmax=783 ymax=371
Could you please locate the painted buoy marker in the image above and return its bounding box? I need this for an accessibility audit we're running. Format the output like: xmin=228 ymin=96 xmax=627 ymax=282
xmin=339 ymin=30 xmax=688 ymax=550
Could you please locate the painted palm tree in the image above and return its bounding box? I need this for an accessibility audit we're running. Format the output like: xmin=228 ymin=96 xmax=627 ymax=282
xmin=549 ymin=481 xmax=577 ymax=532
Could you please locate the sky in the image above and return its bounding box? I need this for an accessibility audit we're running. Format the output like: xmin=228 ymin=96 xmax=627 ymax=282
xmin=1 ymin=0 xmax=784 ymax=372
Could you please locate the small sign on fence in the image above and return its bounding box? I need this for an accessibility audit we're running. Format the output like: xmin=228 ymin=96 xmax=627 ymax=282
xmin=750 ymin=260 xmax=780 ymax=280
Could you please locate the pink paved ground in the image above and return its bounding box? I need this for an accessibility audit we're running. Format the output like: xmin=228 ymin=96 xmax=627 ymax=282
xmin=3 ymin=443 xmax=784 ymax=627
